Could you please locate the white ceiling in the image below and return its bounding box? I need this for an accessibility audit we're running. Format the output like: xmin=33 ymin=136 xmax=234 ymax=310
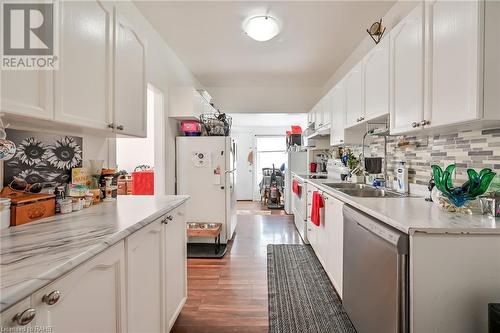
xmin=134 ymin=1 xmax=395 ymax=113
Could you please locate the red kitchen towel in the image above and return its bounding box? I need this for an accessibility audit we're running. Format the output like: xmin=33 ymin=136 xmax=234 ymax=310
xmin=292 ymin=180 xmax=301 ymax=195
xmin=310 ymin=191 xmax=324 ymax=226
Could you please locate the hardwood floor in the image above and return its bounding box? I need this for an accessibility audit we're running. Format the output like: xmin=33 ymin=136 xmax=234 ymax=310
xmin=171 ymin=201 xmax=303 ymax=333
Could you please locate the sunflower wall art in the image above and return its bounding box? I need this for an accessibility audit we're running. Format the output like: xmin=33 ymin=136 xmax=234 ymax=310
xmin=3 ymin=129 xmax=83 ymax=187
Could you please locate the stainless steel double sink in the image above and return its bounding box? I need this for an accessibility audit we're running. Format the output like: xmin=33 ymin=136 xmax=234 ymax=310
xmin=322 ymin=183 xmax=407 ymax=198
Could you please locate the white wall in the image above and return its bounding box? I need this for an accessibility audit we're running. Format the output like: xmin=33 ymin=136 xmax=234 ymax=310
xmin=112 ymin=1 xmax=201 ymax=195
xmin=320 ymin=1 xmax=419 ymax=96
xmin=116 ymin=88 xmax=155 ymax=174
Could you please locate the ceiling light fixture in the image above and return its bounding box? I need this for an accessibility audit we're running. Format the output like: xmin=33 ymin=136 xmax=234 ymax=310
xmin=243 ymin=15 xmax=280 ymax=42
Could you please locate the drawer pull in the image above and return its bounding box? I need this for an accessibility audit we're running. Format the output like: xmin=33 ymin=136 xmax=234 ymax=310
xmin=116 ymin=125 xmax=124 ymax=131
xmin=42 ymin=290 xmax=61 ymax=305
xmin=13 ymin=308 xmax=36 ymax=326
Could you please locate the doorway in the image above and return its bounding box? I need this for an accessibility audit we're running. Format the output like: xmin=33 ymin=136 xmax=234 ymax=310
xmin=252 ymin=135 xmax=287 ymax=201
xmin=116 ymin=84 xmax=165 ymax=195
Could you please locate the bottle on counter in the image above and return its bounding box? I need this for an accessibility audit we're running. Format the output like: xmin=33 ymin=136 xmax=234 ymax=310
xmin=395 ymin=161 xmax=409 ymax=193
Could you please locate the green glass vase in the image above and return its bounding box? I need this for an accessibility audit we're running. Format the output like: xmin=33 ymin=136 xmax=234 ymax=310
xmin=431 ymin=164 xmax=496 ymax=208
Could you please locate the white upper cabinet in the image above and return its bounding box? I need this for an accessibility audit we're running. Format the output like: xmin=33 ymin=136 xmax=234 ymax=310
xmin=389 ymin=3 xmax=425 ymax=134
xmin=1 ymin=71 xmax=53 ymax=120
xmin=425 ymin=0 xmax=481 ymax=128
xmin=363 ymin=36 xmax=390 ymax=121
xmin=322 ymin=93 xmax=331 ymax=127
xmin=344 ymin=62 xmax=364 ymax=128
xmin=55 ymin=0 xmax=112 ymax=130
xmin=114 ymin=10 xmax=147 ymax=137
xmin=330 ymin=80 xmax=346 ymax=146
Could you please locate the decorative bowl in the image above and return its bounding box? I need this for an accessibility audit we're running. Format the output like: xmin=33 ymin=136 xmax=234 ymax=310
xmin=431 ymin=164 xmax=496 ymax=209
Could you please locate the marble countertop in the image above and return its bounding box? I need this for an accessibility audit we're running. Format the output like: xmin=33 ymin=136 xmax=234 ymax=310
xmin=0 ymin=195 xmax=189 ymax=312
xmin=293 ymin=173 xmax=500 ymax=235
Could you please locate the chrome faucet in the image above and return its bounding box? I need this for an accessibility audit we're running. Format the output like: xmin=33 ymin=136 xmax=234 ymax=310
xmin=361 ymin=127 xmax=390 ymax=186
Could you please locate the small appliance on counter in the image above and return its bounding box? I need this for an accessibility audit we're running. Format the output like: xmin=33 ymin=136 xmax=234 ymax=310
xmin=327 ymin=159 xmax=349 ymax=180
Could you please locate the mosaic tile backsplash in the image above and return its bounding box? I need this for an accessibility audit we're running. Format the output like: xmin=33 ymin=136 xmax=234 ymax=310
xmin=348 ymin=128 xmax=500 ymax=187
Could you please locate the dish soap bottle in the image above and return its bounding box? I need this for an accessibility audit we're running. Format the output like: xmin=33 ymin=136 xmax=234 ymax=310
xmin=395 ymin=161 xmax=409 ymax=193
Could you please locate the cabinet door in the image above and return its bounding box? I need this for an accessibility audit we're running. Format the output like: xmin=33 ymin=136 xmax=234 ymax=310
xmin=425 ymin=0 xmax=481 ymax=128
xmin=114 ymin=11 xmax=147 ymax=137
xmin=363 ymin=36 xmax=390 ymax=121
xmin=164 ymin=207 xmax=187 ymax=330
xmin=316 ymin=99 xmax=325 ymax=128
xmin=330 ymin=81 xmax=346 ymax=146
xmin=322 ymin=94 xmax=331 ymax=126
xmin=344 ymin=62 xmax=364 ymax=128
xmin=126 ymin=220 xmax=164 ymax=332
xmin=307 ymin=112 xmax=314 ymax=127
xmin=1 ymin=71 xmax=53 ymax=120
xmin=54 ymin=0 xmax=112 ymax=130
xmin=32 ymin=241 xmax=126 ymax=332
xmin=324 ymin=194 xmax=344 ymax=298
xmin=390 ymin=3 xmax=424 ymax=134
xmin=0 ymin=298 xmax=34 ymax=329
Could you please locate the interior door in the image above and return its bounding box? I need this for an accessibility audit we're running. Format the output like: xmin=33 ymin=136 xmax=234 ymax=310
xmin=235 ymin=132 xmax=254 ymax=200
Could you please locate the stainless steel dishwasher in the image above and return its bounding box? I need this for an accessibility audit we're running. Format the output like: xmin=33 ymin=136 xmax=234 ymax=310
xmin=343 ymin=205 xmax=409 ymax=333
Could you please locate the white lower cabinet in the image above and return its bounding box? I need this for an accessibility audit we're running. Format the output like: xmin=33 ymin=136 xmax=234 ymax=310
xmin=323 ymin=194 xmax=344 ymax=298
xmin=0 ymin=298 xmax=34 ymax=329
xmin=305 ymin=186 xmax=344 ymax=298
xmin=164 ymin=208 xmax=187 ymax=330
xmin=32 ymin=241 xmax=127 ymax=332
xmin=126 ymin=206 xmax=187 ymax=332
xmin=0 ymin=205 xmax=187 ymax=333
xmin=126 ymin=219 xmax=165 ymax=332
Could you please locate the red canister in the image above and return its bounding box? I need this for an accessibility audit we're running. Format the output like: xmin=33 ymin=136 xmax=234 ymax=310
xmin=309 ymin=163 xmax=317 ymax=173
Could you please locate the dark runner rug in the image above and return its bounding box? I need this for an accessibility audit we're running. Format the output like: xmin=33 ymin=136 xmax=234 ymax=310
xmin=267 ymin=244 xmax=356 ymax=333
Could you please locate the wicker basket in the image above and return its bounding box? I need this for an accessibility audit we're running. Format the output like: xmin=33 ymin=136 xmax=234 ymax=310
xmin=199 ymin=112 xmax=232 ymax=136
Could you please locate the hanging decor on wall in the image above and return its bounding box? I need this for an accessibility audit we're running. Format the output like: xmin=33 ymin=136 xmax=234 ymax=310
xmin=3 ymin=129 xmax=83 ymax=187
xmin=367 ymin=19 xmax=386 ymax=45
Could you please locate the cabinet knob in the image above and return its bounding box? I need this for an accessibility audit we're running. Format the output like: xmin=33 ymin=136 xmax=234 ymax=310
xmin=42 ymin=290 xmax=61 ymax=305
xmin=411 ymin=122 xmax=420 ymax=128
xmin=116 ymin=125 xmax=124 ymax=131
xmin=13 ymin=308 xmax=36 ymax=326
xmin=420 ymin=120 xmax=429 ymax=126
xmin=360 ymin=116 xmax=365 ymax=121
xmin=107 ymin=123 xmax=115 ymax=129
xmin=340 ymin=139 xmax=344 ymax=143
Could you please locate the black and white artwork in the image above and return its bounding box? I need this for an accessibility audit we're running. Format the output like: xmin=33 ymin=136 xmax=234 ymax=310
xmin=4 ymin=129 xmax=83 ymax=187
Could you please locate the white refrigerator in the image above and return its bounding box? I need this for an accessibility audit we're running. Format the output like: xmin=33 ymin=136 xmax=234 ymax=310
xmin=176 ymin=136 xmax=237 ymax=243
